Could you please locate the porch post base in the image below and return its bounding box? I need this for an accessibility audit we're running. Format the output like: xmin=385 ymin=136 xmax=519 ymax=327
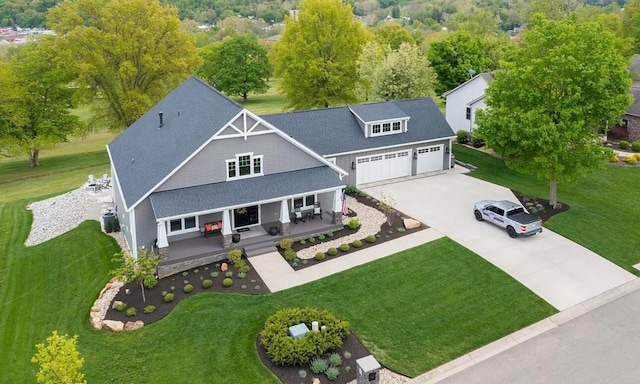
xmin=158 ymin=246 xmax=169 ymax=262
xmin=331 ymin=211 xmax=341 ymax=225
xmin=223 ymin=234 xmax=232 ymax=248
xmin=281 ymin=222 xmax=290 ymax=236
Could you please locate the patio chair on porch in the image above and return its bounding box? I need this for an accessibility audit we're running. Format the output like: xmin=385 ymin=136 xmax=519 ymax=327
xmin=312 ymin=203 xmax=322 ymax=220
xmin=293 ymin=207 xmax=305 ymax=224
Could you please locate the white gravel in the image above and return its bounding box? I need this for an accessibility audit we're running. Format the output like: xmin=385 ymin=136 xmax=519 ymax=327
xmin=296 ymin=195 xmax=387 ymax=259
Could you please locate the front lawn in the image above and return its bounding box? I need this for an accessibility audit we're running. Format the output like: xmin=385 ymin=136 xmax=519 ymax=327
xmin=454 ymin=144 xmax=640 ymax=275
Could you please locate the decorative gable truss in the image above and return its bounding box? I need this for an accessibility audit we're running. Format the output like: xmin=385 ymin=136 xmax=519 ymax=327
xmin=214 ymin=110 xmax=272 ymax=141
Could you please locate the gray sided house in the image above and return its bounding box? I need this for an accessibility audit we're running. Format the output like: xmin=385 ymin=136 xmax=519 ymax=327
xmin=108 ymin=76 xmax=454 ymax=274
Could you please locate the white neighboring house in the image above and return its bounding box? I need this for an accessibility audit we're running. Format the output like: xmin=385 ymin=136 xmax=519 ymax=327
xmin=443 ymin=73 xmax=494 ymax=135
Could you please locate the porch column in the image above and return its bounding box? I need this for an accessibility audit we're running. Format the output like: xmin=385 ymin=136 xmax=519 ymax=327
xmin=332 ymin=189 xmax=342 ymax=225
xmin=156 ymin=221 xmax=169 ymax=262
xmin=222 ymin=209 xmax=232 ymax=248
xmin=279 ymin=199 xmax=290 ymax=236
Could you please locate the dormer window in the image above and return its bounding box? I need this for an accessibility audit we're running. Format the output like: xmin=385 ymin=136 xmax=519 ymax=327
xmin=227 ymin=152 xmax=263 ymax=180
xmin=370 ymin=120 xmax=404 ymax=137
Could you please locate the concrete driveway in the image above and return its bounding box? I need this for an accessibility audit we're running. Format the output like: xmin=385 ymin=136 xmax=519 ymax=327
xmin=362 ymin=171 xmax=636 ymax=310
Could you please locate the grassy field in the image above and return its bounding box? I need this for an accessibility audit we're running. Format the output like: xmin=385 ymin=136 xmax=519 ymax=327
xmin=0 ymin=143 xmax=556 ymax=382
xmin=231 ymin=79 xmax=289 ymax=115
xmin=453 ymin=144 xmax=640 ymax=275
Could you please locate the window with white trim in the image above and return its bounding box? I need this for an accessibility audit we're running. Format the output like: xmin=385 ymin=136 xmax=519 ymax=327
xmin=293 ymin=194 xmax=316 ymax=210
xmin=168 ymin=216 xmax=197 ymax=233
xmin=227 ymin=153 xmax=263 ymax=179
xmin=370 ymin=120 xmax=405 ymax=137
xmin=466 ymin=107 xmax=471 ymax=120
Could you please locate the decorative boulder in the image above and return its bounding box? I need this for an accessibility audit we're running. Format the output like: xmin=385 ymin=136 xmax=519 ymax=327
xmin=403 ymin=218 xmax=420 ymax=229
xmin=102 ymin=320 xmax=125 ymax=332
xmin=89 ymin=313 xmax=102 ymax=330
xmin=124 ymin=320 xmax=144 ymax=331
xmin=112 ymin=300 xmax=125 ymax=310
xmin=221 ymin=262 xmax=228 ymax=272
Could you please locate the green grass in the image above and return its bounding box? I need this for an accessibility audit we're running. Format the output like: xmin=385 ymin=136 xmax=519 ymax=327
xmin=233 ymin=79 xmax=289 ymax=115
xmin=454 ymin=144 xmax=640 ymax=275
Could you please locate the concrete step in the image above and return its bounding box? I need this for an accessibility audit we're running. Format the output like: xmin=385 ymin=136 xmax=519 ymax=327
xmin=244 ymin=245 xmax=278 ymax=258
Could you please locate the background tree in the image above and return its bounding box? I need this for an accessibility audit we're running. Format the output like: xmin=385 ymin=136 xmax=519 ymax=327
xmin=427 ymin=31 xmax=499 ymax=95
xmin=199 ymin=35 xmax=272 ymax=101
xmin=356 ymin=40 xmax=384 ymax=101
xmin=272 ymin=0 xmax=370 ymax=109
xmin=47 ymin=0 xmax=202 ymax=131
xmin=475 ymin=15 xmax=632 ymax=207
xmin=111 ymin=248 xmax=160 ymax=303
xmin=0 ymin=36 xmax=80 ymax=167
xmin=622 ymin=0 xmax=640 ymax=52
xmin=31 ymin=330 xmax=86 ymax=384
xmin=375 ymin=22 xmax=415 ymax=50
xmin=528 ymin=0 xmax=579 ymax=20
xmin=372 ymin=42 xmax=436 ymax=101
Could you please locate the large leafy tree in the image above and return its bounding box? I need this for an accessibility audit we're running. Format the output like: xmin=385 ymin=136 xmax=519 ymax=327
xmin=199 ymin=35 xmax=272 ymax=101
xmin=375 ymin=22 xmax=415 ymax=50
xmin=272 ymin=0 xmax=370 ymax=109
xmin=0 ymin=36 xmax=80 ymax=167
xmin=476 ymin=15 xmax=632 ymax=207
xmin=428 ymin=31 xmax=506 ymax=95
xmin=372 ymin=43 xmax=436 ymax=101
xmin=31 ymin=331 xmax=86 ymax=384
xmin=47 ymin=0 xmax=201 ymax=131
xmin=622 ymin=0 xmax=640 ymax=52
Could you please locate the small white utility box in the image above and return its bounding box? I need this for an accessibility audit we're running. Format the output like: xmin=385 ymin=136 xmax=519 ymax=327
xmin=356 ymin=355 xmax=381 ymax=384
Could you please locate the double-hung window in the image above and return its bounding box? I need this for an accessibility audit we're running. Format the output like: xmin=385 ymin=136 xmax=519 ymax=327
xmin=227 ymin=153 xmax=263 ymax=180
xmin=168 ymin=216 xmax=197 ymax=234
xmin=293 ymin=194 xmax=316 ymax=210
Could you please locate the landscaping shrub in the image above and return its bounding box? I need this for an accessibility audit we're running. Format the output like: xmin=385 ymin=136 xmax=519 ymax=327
xmin=339 ymin=243 xmax=350 ymax=252
xmin=183 ymin=280 xmax=189 ymax=285
xmin=620 ymin=140 xmax=629 ymax=149
xmin=310 ymin=357 xmax=328 ymax=374
xmin=365 ymin=235 xmax=376 ymax=243
xmin=343 ymin=351 xmax=352 ymax=360
xmin=327 ymin=231 xmax=334 ymax=237
xmin=126 ymin=307 xmax=137 ymax=317
xmin=347 ymin=218 xmax=360 ymax=230
xmin=227 ymin=249 xmax=242 ymax=265
xmin=261 ymin=307 xmax=350 ymax=366
xmin=343 ymin=185 xmax=360 ymax=195
xmin=315 ymin=252 xmax=326 ymax=261
xmin=225 ymin=271 xmax=233 ymax=278
xmin=635 ymin=153 xmax=640 ymax=161
xmin=318 ymin=234 xmax=325 ymax=241
xmin=625 ymin=156 xmax=637 ymax=165
xmin=194 ymin=269 xmax=199 ymax=273
xmin=299 ymin=239 xmax=306 ymax=245
xmin=143 ymin=275 xmax=157 ymax=289
xmin=610 ymin=154 xmax=620 ymax=162
xmin=397 ymin=227 xmax=406 ymax=233
xmin=471 ymin=135 xmax=485 ymax=148
xmin=182 ymin=271 xmax=188 ymax=277
xmin=284 ymin=248 xmax=297 ymax=261
xmin=113 ymin=302 xmax=127 ymax=311
xmin=170 ymin=286 xmax=176 ymax=291
xmin=325 ymin=366 xmax=339 ymax=381
xmin=237 ymin=272 xmax=247 ymax=279
xmin=329 ymin=352 xmax=342 ymax=367
xmin=327 ymin=247 xmax=338 ymax=256
xmin=164 ymin=293 xmax=175 ymax=303
xmin=161 ymin=290 xmax=168 ymax=297
xmin=183 ymin=284 xmax=194 ymax=293
xmin=279 ymin=238 xmax=293 ymax=249
xmin=456 ymin=129 xmax=469 ymax=144
xmin=143 ymin=305 xmax=156 ymax=314
xmin=202 ymin=279 xmax=213 ymax=289
xmin=351 ymin=239 xmax=362 ymax=248
xmin=222 ymin=278 xmax=233 ymax=287
xmin=633 ymin=142 xmax=640 ymax=152
xmin=235 ymin=259 xmax=250 ymax=273
xmin=210 ymin=271 xmax=219 ymax=278
xmin=309 ymin=237 xmax=316 ymax=243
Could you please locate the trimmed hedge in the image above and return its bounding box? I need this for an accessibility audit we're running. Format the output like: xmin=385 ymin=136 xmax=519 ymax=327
xmin=261 ymin=307 xmax=350 ymax=366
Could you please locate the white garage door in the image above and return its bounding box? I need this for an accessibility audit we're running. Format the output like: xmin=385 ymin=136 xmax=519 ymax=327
xmin=416 ymin=144 xmax=444 ymax=174
xmin=356 ymin=150 xmax=411 ymax=185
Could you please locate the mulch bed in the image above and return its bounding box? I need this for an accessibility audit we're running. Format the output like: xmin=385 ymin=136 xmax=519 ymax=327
xmin=105 ymin=260 xmax=270 ymax=325
xmin=511 ymin=189 xmax=569 ymax=224
xmin=257 ymin=332 xmax=372 ymax=384
xmin=278 ymin=192 xmax=428 ymax=271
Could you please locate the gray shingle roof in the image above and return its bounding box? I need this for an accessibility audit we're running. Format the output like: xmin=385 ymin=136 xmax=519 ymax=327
xmin=349 ymin=102 xmax=408 ymax=123
xmin=262 ymin=98 xmax=455 ymax=156
xmin=149 ymin=166 xmax=343 ymax=219
xmin=107 ymin=77 xmax=244 ymax=209
xmin=628 ymin=86 xmax=640 ymax=116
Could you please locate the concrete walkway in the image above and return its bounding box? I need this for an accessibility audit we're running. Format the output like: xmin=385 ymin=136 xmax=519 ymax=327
xmin=362 ymin=172 xmax=636 ymax=311
xmin=251 ymin=228 xmax=444 ymax=292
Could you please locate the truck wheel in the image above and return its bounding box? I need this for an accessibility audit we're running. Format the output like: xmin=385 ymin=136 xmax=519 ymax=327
xmin=506 ymin=226 xmax=518 ymax=238
xmin=474 ymin=210 xmax=483 ymax=221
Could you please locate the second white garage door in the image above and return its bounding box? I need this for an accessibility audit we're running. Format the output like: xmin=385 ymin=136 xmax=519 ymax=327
xmin=416 ymin=144 xmax=444 ymax=174
xmin=356 ymin=150 xmax=411 ymax=185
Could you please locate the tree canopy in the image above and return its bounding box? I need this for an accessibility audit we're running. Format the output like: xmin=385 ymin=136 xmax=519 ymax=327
xmin=111 ymin=248 xmax=160 ymax=303
xmin=31 ymin=331 xmax=86 ymax=384
xmin=375 ymin=22 xmax=415 ymax=50
xmin=475 ymin=15 xmax=632 ymax=207
xmin=47 ymin=0 xmax=201 ymax=131
xmin=0 ymin=36 xmax=80 ymax=167
xmin=427 ymin=31 xmax=501 ymax=95
xmin=199 ymin=35 xmax=272 ymax=101
xmin=272 ymin=0 xmax=370 ymax=109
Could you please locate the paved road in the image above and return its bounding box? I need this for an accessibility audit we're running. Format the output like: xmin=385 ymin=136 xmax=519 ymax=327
xmin=362 ymin=171 xmax=636 ymax=310
xmin=431 ymin=282 xmax=640 ymax=384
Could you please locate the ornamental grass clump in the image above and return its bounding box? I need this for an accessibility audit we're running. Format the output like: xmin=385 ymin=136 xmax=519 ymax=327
xmin=325 ymin=366 xmax=339 ymax=381
xmin=310 ymin=357 xmax=328 ymax=374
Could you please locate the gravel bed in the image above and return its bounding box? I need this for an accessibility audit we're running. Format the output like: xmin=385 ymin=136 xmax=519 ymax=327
xmin=296 ymin=195 xmax=387 ymax=260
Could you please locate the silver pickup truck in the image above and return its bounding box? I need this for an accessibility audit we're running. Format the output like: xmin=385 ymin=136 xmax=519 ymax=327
xmin=473 ymin=200 xmax=543 ymax=238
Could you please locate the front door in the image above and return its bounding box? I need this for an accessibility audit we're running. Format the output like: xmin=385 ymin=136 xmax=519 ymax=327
xmin=233 ymin=205 xmax=259 ymax=228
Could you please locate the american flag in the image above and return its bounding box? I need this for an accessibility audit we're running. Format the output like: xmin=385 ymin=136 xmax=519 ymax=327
xmin=341 ymin=192 xmax=349 ymax=215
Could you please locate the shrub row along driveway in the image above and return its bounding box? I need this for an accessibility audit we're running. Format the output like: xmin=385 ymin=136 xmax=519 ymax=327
xmin=362 ymin=170 xmax=635 ymax=311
